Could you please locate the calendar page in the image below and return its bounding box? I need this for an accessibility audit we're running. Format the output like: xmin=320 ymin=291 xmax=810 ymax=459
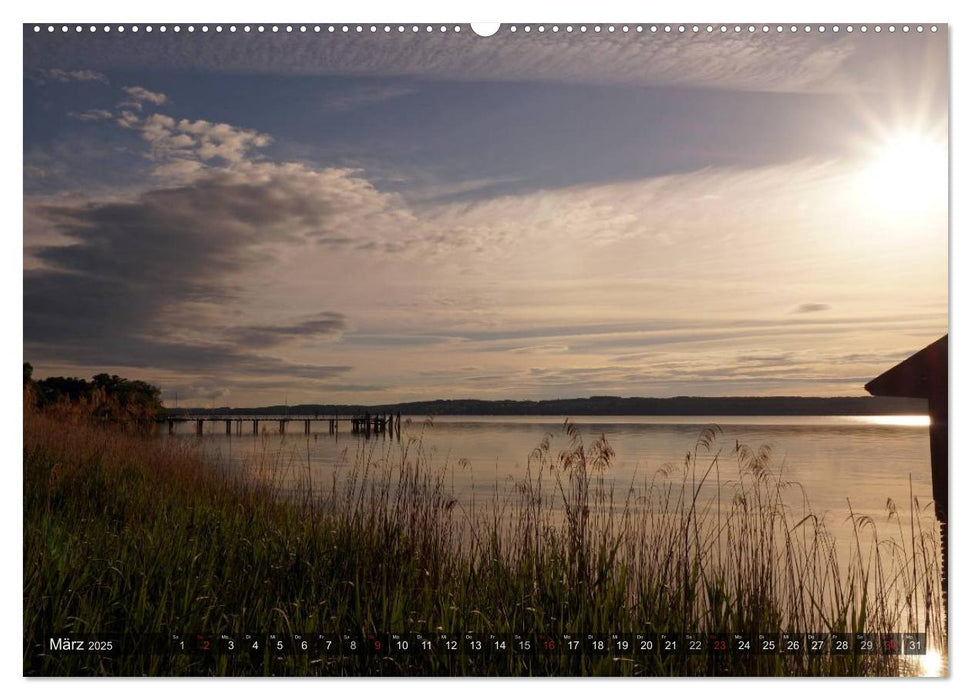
xmin=22 ymin=18 xmax=948 ymax=679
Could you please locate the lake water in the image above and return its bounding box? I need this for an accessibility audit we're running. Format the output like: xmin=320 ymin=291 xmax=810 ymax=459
xmin=165 ymin=414 xmax=936 ymax=529
xmin=163 ymin=413 xmax=945 ymax=659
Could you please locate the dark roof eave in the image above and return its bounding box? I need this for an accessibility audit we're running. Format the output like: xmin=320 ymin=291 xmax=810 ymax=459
xmin=864 ymin=335 xmax=947 ymax=399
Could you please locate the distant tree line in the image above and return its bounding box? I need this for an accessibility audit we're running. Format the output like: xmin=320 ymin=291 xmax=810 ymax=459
xmin=23 ymin=362 xmax=164 ymax=425
xmin=176 ymin=395 xmax=927 ymax=417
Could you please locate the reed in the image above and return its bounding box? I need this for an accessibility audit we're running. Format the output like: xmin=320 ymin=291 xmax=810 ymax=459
xmin=23 ymin=408 xmax=944 ymax=676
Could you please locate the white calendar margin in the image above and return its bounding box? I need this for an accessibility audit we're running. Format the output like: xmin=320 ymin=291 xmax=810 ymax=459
xmin=3 ymin=0 xmax=966 ymax=697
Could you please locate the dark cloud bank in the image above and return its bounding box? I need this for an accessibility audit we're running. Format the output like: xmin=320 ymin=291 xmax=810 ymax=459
xmin=24 ymin=170 xmax=351 ymax=383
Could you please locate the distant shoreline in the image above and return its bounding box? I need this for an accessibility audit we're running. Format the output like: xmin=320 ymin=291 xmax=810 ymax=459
xmin=168 ymin=395 xmax=927 ymax=417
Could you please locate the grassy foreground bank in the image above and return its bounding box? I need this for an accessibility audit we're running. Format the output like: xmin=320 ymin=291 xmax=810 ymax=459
xmin=24 ymin=408 xmax=943 ymax=676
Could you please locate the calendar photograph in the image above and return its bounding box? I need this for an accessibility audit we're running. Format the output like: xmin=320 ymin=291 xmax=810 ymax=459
xmin=22 ymin=21 xmax=948 ymax=677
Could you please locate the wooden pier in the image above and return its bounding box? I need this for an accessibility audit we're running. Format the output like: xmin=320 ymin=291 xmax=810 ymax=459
xmin=165 ymin=413 xmax=402 ymax=439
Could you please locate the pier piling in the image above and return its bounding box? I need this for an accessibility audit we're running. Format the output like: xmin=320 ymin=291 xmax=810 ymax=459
xmin=167 ymin=413 xmax=404 ymax=441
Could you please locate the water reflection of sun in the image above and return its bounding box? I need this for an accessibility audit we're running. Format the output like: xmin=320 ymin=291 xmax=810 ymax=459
xmin=917 ymin=648 xmax=945 ymax=677
xmin=853 ymin=415 xmax=930 ymax=427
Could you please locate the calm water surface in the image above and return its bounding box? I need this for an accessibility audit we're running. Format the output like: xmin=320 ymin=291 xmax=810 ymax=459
xmin=167 ymin=414 xmax=936 ymax=526
xmin=165 ymin=413 xmax=944 ymax=657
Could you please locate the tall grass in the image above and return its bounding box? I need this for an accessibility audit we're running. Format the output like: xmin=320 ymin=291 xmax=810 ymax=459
xmin=23 ymin=408 xmax=944 ymax=676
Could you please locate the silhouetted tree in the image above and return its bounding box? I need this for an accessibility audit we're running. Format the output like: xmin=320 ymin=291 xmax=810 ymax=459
xmin=35 ymin=376 xmax=91 ymax=405
xmin=26 ymin=366 xmax=164 ymax=426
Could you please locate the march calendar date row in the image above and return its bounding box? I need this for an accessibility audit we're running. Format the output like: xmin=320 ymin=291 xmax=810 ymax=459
xmin=41 ymin=632 xmax=927 ymax=657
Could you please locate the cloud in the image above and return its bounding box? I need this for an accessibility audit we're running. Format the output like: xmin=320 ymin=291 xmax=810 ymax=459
xmin=792 ymin=303 xmax=831 ymax=314
xmin=119 ymin=85 xmax=168 ymax=109
xmin=409 ymin=342 xmax=912 ymax=398
xmin=410 ymin=314 xmax=938 ymax=354
xmin=19 ymin=30 xmax=869 ymax=93
xmin=29 ymin=67 xmax=108 ymax=84
xmin=158 ymin=376 xmax=386 ymax=404
xmin=23 ymin=25 xmax=949 ymax=97
xmin=176 ymin=118 xmax=272 ymax=162
xmin=114 ymin=110 xmax=273 ymax=167
xmin=116 ymin=110 xmax=140 ymax=129
xmin=227 ymin=313 xmax=347 ymax=348
xmin=735 ymin=351 xmax=797 ymax=365
xmin=138 ymin=113 xmax=195 ymax=156
xmin=406 ymin=176 xmax=527 ymax=204
xmin=507 ymin=344 xmax=571 ymax=355
xmin=23 ymin=163 xmax=404 ymax=382
xmin=68 ymin=109 xmax=114 ymax=122
xmin=23 ymin=86 xmax=947 ymax=404
xmin=321 ymin=84 xmax=416 ymax=112
xmin=413 ymin=159 xmax=851 ymax=259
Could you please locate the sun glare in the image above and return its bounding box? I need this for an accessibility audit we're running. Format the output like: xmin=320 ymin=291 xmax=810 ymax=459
xmin=855 ymin=415 xmax=931 ymax=427
xmin=858 ymin=132 xmax=947 ymax=218
xmin=917 ymin=647 xmax=945 ymax=677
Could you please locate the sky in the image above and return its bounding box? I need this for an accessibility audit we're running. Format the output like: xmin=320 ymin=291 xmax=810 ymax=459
xmin=22 ymin=25 xmax=949 ymax=407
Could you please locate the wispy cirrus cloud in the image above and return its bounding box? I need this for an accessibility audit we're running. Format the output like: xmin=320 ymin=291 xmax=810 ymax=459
xmin=28 ymin=67 xmax=108 ymax=84
xmin=68 ymin=108 xmax=114 ymax=122
xmin=19 ymin=27 xmax=948 ymax=95
xmin=321 ymin=83 xmax=416 ymax=112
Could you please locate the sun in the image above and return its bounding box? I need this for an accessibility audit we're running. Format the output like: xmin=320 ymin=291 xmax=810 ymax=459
xmin=857 ymin=131 xmax=947 ymax=218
